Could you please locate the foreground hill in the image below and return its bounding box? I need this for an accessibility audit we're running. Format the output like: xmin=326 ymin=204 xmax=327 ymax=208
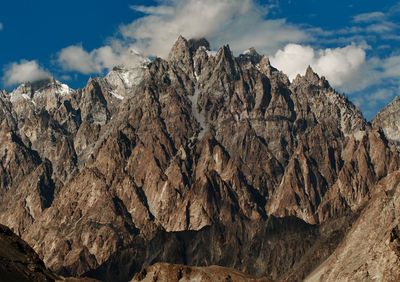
xmin=1 ymin=36 xmax=400 ymax=281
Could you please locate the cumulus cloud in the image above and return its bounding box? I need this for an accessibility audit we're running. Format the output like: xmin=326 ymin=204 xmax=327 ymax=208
xmin=270 ymin=44 xmax=374 ymax=92
xmin=2 ymin=60 xmax=51 ymax=86
xmin=121 ymin=0 xmax=307 ymax=57
xmin=57 ymin=43 xmax=148 ymax=74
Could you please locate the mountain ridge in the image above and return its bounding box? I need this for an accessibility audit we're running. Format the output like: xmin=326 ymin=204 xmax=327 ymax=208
xmin=0 ymin=36 xmax=400 ymax=281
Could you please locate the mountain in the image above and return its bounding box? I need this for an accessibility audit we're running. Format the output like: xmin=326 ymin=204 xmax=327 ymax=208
xmin=1 ymin=36 xmax=400 ymax=281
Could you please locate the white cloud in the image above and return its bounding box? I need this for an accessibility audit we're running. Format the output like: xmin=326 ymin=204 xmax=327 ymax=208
xmin=57 ymin=43 xmax=148 ymax=74
xmin=2 ymin=60 xmax=51 ymax=86
xmin=57 ymin=45 xmax=96 ymax=74
xmin=121 ymin=0 xmax=307 ymax=57
xmin=270 ymin=44 xmax=374 ymax=92
xmin=382 ymin=56 xmax=400 ymax=78
xmin=366 ymin=22 xmax=396 ymax=33
xmin=353 ymin=12 xmax=385 ymax=23
xmin=0 ymin=22 xmax=3 ymax=30
xmin=269 ymin=44 xmax=316 ymax=81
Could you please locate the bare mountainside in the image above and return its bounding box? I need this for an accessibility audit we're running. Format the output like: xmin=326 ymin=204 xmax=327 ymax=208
xmin=1 ymin=36 xmax=400 ymax=281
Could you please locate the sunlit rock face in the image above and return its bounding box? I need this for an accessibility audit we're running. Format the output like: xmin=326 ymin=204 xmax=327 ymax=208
xmin=0 ymin=36 xmax=400 ymax=281
xmin=372 ymin=95 xmax=400 ymax=149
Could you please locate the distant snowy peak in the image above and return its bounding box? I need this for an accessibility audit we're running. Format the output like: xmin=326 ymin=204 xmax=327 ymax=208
xmin=11 ymin=78 xmax=74 ymax=98
xmin=9 ymin=78 xmax=75 ymax=110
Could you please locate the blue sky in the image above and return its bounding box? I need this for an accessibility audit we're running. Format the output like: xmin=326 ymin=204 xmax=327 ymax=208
xmin=1 ymin=0 xmax=399 ymax=120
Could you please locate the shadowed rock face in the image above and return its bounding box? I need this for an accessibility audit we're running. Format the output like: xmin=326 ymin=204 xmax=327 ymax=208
xmin=0 ymin=36 xmax=400 ymax=281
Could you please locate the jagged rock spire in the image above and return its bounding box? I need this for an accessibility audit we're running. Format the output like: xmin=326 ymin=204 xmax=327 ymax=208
xmin=305 ymin=65 xmax=319 ymax=80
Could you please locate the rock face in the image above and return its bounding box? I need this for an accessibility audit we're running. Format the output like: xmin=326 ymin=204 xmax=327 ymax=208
xmin=372 ymin=95 xmax=400 ymax=148
xmin=0 ymin=36 xmax=400 ymax=281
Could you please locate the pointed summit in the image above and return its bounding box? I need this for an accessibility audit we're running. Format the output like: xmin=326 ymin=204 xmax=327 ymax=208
xmin=168 ymin=35 xmax=190 ymax=61
xmin=304 ymin=65 xmax=321 ymax=85
xmin=167 ymin=36 xmax=194 ymax=74
xmin=305 ymin=66 xmax=318 ymax=79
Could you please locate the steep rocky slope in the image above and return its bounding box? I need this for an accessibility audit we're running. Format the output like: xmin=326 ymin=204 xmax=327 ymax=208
xmin=1 ymin=36 xmax=399 ymax=281
xmin=305 ymin=170 xmax=400 ymax=281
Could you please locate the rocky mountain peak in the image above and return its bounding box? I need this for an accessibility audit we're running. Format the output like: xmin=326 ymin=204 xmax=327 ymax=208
xmin=167 ymin=35 xmax=194 ymax=75
xmin=168 ymin=35 xmax=190 ymax=61
xmin=304 ymin=65 xmax=320 ymax=83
